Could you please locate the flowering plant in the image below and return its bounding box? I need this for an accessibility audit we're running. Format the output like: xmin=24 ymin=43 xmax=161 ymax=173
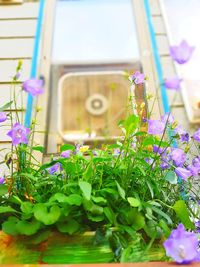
xmin=0 ymin=52 xmax=200 ymax=264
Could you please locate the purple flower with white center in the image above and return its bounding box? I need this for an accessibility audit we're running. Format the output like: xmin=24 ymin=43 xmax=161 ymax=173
xmin=170 ymin=148 xmax=186 ymax=167
xmin=192 ymin=156 xmax=200 ymax=168
xmin=47 ymin=163 xmax=61 ymax=175
xmin=193 ymin=128 xmax=200 ymax=143
xmin=0 ymin=177 xmax=5 ymax=184
xmin=131 ymin=71 xmax=145 ymax=85
xmin=175 ymin=167 xmax=192 ymax=180
xmin=170 ymin=40 xmax=195 ymax=64
xmin=23 ymin=78 xmax=44 ymax=97
xmin=187 ymin=164 xmax=200 ymax=177
xmin=161 ymin=113 xmax=174 ymax=124
xmin=147 ymin=120 xmax=165 ymax=135
xmin=163 ymin=224 xmax=200 ymax=263
xmin=61 ymin=150 xmax=71 ymax=158
xmin=7 ymin=123 xmax=30 ymax=146
xmin=164 ymin=77 xmax=182 ymax=90
xmin=0 ymin=112 xmax=7 ymax=123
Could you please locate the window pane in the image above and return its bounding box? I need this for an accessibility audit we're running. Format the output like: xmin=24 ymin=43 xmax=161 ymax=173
xmin=52 ymin=0 xmax=140 ymax=64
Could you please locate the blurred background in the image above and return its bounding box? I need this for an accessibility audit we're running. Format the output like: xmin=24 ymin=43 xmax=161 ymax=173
xmin=0 ymin=0 xmax=199 ymax=162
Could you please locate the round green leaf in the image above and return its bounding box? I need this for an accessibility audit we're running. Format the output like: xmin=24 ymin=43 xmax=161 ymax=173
xmin=34 ymin=204 xmax=61 ymax=225
xmin=21 ymin=202 xmax=33 ymax=214
xmin=57 ymin=219 xmax=80 ymax=234
xmin=16 ymin=219 xmax=41 ymax=236
xmin=127 ymin=197 xmax=140 ymax=207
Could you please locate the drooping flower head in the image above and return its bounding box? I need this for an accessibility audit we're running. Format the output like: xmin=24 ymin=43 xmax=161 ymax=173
xmin=47 ymin=163 xmax=61 ymax=175
xmin=23 ymin=78 xmax=44 ymax=97
xmin=0 ymin=112 xmax=7 ymax=123
xmin=170 ymin=40 xmax=195 ymax=64
xmin=163 ymin=224 xmax=200 ymax=263
xmin=0 ymin=177 xmax=5 ymax=184
xmin=61 ymin=150 xmax=71 ymax=158
xmin=170 ymin=148 xmax=186 ymax=167
xmin=164 ymin=77 xmax=182 ymax=90
xmin=175 ymin=167 xmax=192 ymax=180
xmin=7 ymin=123 xmax=30 ymax=146
xmin=130 ymin=71 xmax=145 ymax=85
xmin=148 ymin=120 xmax=165 ymax=135
xmin=193 ymin=128 xmax=200 ymax=143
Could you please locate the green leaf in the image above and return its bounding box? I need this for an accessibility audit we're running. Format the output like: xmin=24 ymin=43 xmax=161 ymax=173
xmin=79 ymin=181 xmax=92 ymax=200
xmin=0 ymin=184 xmax=8 ymax=196
xmin=66 ymin=194 xmax=82 ymax=206
xmin=173 ymin=200 xmax=195 ymax=229
xmin=116 ymin=181 xmax=125 ymax=200
xmin=87 ymin=213 xmax=105 ymax=222
xmin=33 ymin=204 xmax=61 ymax=225
xmin=104 ymin=207 xmax=115 ymax=224
xmin=159 ymin=219 xmax=171 ymax=238
xmin=57 ymin=219 xmax=80 ymax=234
xmin=16 ymin=219 xmax=41 ymax=236
xmin=32 ymin=145 xmax=44 ymax=153
xmin=0 ymin=101 xmax=13 ymax=111
xmin=83 ymin=162 xmax=93 ymax=181
xmin=21 ymin=202 xmax=33 ymax=214
xmin=60 ymin=144 xmax=75 ymax=152
xmin=131 ymin=210 xmax=145 ymax=230
xmin=123 ymin=114 xmax=140 ymax=134
xmin=151 ymin=206 xmax=172 ymax=225
xmin=2 ymin=216 xmax=19 ymax=235
xmin=0 ymin=206 xmax=18 ymax=213
xmin=127 ymin=197 xmax=140 ymax=207
xmin=92 ymin=196 xmax=107 ymax=205
xmin=165 ymin=171 xmax=177 ymax=184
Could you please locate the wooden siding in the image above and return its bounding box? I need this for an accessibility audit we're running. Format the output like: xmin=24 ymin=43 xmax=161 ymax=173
xmin=0 ymin=1 xmax=38 ymax=174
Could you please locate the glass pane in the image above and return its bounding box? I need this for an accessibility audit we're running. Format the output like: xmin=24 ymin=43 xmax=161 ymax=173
xmin=52 ymin=0 xmax=140 ymax=64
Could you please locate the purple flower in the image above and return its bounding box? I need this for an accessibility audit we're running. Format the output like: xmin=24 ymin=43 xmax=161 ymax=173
xmin=7 ymin=123 xmax=30 ymax=146
xmin=47 ymin=163 xmax=61 ymax=175
xmin=164 ymin=77 xmax=182 ymax=90
xmin=161 ymin=113 xmax=174 ymax=124
xmin=174 ymin=125 xmax=189 ymax=142
xmin=193 ymin=128 xmax=200 ymax=143
xmin=153 ymin=145 xmax=165 ymax=154
xmin=160 ymin=154 xmax=171 ymax=170
xmin=0 ymin=112 xmax=7 ymax=123
xmin=163 ymin=224 xmax=200 ymax=263
xmin=170 ymin=148 xmax=186 ymax=167
xmin=0 ymin=177 xmax=5 ymax=184
xmin=131 ymin=71 xmax=145 ymax=85
xmin=175 ymin=167 xmax=192 ymax=180
xmin=147 ymin=120 xmax=165 ymax=135
xmin=61 ymin=150 xmax=71 ymax=158
xmin=192 ymin=156 xmax=200 ymax=168
xmin=187 ymin=165 xmax=200 ymax=177
xmin=23 ymin=79 xmax=44 ymax=97
xmin=170 ymin=40 xmax=195 ymax=64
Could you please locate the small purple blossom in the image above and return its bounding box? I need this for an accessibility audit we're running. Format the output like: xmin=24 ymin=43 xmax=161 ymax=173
xmin=0 ymin=112 xmax=7 ymax=123
xmin=0 ymin=177 xmax=5 ymax=184
xmin=47 ymin=163 xmax=61 ymax=175
xmin=193 ymin=128 xmax=200 ymax=143
xmin=147 ymin=120 xmax=165 ymax=135
xmin=164 ymin=77 xmax=182 ymax=90
xmin=187 ymin=164 xmax=200 ymax=177
xmin=174 ymin=125 xmax=189 ymax=142
xmin=170 ymin=40 xmax=195 ymax=64
xmin=192 ymin=156 xmax=200 ymax=168
xmin=175 ymin=167 xmax=192 ymax=180
xmin=161 ymin=113 xmax=174 ymax=124
xmin=23 ymin=79 xmax=44 ymax=97
xmin=163 ymin=224 xmax=200 ymax=263
xmin=7 ymin=123 xmax=30 ymax=146
xmin=153 ymin=145 xmax=165 ymax=154
xmin=160 ymin=154 xmax=170 ymax=170
xmin=61 ymin=150 xmax=71 ymax=158
xmin=131 ymin=71 xmax=145 ymax=85
xmin=170 ymin=148 xmax=186 ymax=167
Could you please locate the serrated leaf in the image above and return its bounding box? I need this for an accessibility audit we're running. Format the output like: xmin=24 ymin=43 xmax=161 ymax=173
xmin=116 ymin=181 xmax=125 ymax=200
xmin=79 ymin=181 xmax=91 ymax=200
xmin=173 ymin=200 xmax=195 ymax=229
xmin=127 ymin=197 xmax=140 ymax=207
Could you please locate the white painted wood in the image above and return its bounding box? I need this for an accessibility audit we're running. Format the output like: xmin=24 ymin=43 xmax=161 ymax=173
xmin=0 ymin=20 xmax=36 ymax=37
xmin=160 ymin=56 xmax=176 ymax=78
xmin=0 ymin=2 xmax=38 ymax=19
xmin=156 ymin=35 xmax=169 ymax=55
xmin=152 ymin=16 xmax=165 ymax=34
xmin=0 ymin=84 xmax=27 ymax=109
xmin=0 ymin=38 xmax=34 ymax=58
xmin=0 ymin=59 xmax=31 ymax=82
xmin=149 ymin=0 xmax=161 ymax=15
